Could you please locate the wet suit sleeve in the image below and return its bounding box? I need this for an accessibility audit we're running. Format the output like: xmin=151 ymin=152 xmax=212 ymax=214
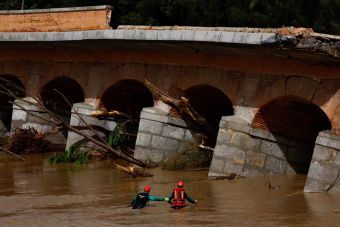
xmin=167 ymin=192 xmax=174 ymax=202
xmin=184 ymin=192 xmax=196 ymax=204
xmin=148 ymin=195 xmax=165 ymax=201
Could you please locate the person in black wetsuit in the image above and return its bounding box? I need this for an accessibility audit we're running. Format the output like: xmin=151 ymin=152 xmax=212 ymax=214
xmin=131 ymin=185 xmax=165 ymax=209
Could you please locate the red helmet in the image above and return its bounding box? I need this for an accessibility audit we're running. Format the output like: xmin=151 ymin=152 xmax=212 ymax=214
xmin=144 ymin=185 xmax=151 ymax=193
xmin=177 ymin=181 xmax=184 ymax=188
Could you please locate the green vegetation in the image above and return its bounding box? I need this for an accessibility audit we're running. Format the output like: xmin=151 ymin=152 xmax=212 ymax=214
xmin=49 ymin=120 xmax=132 ymax=164
xmin=49 ymin=144 xmax=91 ymax=164
xmin=1 ymin=0 xmax=340 ymax=35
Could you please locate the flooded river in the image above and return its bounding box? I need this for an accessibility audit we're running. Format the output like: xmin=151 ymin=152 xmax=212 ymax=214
xmin=1 ymin=153 xmax=340 ymax=226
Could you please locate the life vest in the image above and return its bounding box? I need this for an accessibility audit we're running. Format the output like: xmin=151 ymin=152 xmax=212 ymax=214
xmin=171 ymin=188 xmax=185 ymax=209
xmin=131 ymin=192 xmax=149 ymax=209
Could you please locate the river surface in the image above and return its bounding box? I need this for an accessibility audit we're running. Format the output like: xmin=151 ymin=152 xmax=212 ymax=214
xmin=1 ymin=153 xmax=340 ymax=226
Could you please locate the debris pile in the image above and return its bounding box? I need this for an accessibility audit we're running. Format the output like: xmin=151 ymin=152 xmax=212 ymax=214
xmin=5 ymin=128 xmax=50 ymax=154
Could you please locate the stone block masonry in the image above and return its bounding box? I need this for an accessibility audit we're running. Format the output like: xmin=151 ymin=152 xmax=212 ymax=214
xmin=134 ymin=107 xmax=197 ymax=164
xmin=304 ymin=131 xmax=340 ymax=192
xmin=208 ymin=116 xmax=314 ymax=178
xmin=65 ymin=103 xmax=116 ymax=150
xmin=11 ymin=97 xmax=66 ymax=149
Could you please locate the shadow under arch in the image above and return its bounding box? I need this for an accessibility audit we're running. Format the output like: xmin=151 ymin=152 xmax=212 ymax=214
xmin=252 ymin=95 xmax=331 ymax=173
xmin=40 ymin=77 xmax=85 ymax=137
xmin=0 ymin=75 xmax=26 ymax=133
xmin=101 ymin=79 xmax=154 ymax=119
xmin=100 ymin=79 xmax=154 ymax=149
xmin=184 ymin=85 xmax=234 ymax=147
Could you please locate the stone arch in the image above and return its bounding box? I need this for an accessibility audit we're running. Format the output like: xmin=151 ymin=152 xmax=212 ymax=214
xmin=252 ymin=95 xmax=331 ymax=173
xmin=0 ymin=75 xmax=26 ymax=132
xmin=184 ymin=85 xmax=234 ymax=146
xmin=100 ymin=79 xmax=154 ymax=149
xmin=40 ymin=76 xmax=85 ymax=123
xmin=100 ymin=79 xmax=154 ymax=119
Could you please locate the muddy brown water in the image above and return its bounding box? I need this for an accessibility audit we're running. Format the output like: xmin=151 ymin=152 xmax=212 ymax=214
xmin=1 ymin=153 xmax=340 ymax=226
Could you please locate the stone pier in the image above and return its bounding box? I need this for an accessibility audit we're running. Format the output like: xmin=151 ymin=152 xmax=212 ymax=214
xmin=134 ymin=107 xmax=197 ymax=164
xmin=65 ymin=103 xmax=116 ymax=150
xmin=11 ymin=97 xmax=66 ymax=149
xmin=208 ymin=116 xmax=314 ymax=178
xmin=304 ymin=131 xmax=340 ymax=192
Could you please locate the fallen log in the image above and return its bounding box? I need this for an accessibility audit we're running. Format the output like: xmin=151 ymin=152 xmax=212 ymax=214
xmin=113 ymin=162 xmax=153 ymax=177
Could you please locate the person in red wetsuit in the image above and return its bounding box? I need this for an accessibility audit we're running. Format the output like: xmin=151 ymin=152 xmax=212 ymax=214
xmin=166 ymin=181 xmax=197 ymax=209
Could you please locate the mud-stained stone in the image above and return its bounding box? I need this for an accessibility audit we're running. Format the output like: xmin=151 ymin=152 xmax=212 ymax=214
xmin=312 ymin=145 xmax=334 ymax=162
xmin=140 ymin=111 xmax=169 ymax=123
xmin=242 ymin=166 xmax=265 ymax=177
xmin=249 ymin=127 xmax=270 ymax=140
xmin=148 ymin=149 xmax=164 ymax=163
xmin=162 ymin=125 xmax=185 ymax=140
xmin=138 ymin=119 xmax=163 ymax=135
xmin=224 ymin=161 xmax=244 ymax=176
xmin=260 ymin=140 xmax=286 ymax=159
xmin=134 ymin=147 xmax=150 ymax=161
xmin=216 ymin=128 xmax=232 ymax=144
xmin=215 ymin=145 xmax=246 ymax=162
xmin=328 ymin=180 xmax=340 ymax=192
xmin=151 ymin=135 xmax=179 ymax=150
xmin=334 ymin=153 xmax=340 ymax=167
xmin=265 ymin=157 xmax=286 ymax=174
xmin=246 ymin=151 xmax=266 ymax=168
xmin=231 ymin=132 xmax=261 ymax=151
xmin=306 ymin=162 xmax=338 ymax=183
xmin=304 ymin=177 xmax=327 ymax=192
xmin=209 ymin=158 xmax=225 ymax=173
xmin=135 ymin=133 xmax=152 ymax=147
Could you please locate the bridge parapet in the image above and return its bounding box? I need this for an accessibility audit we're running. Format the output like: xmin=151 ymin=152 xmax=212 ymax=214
xmin=0 ymin=6 xmax=112 ymax=32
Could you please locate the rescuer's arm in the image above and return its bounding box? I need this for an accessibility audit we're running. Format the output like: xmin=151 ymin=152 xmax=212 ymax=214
xmin=184 ymin=192 xmax=196 ymax=204
xmin=165 ymin=192 xmax=174 ymax=203
xmin=148 ymin=195 xmax=165 ymax=201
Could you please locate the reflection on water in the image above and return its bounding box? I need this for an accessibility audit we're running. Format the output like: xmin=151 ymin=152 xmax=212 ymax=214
xmin=1 ymin=153 xmax=340 ymax=226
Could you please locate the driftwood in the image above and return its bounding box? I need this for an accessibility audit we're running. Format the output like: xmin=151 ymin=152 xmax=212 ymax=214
xmin=5 ymin=128 xmax=51 ymax=154
xmin=113 ymin=162 xmax=153 ymax=177
xmin=0 ymin=78 xmax=148 ymax=168
xmin=144 ymin=80 xmax=217 ymax=143
xmin=91 ymin=110 xmax=135 ymax=121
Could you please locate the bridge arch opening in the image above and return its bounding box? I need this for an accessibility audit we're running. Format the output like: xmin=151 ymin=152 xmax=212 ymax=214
xmin=40 ymin=76 xmax=85 ymax=125
xmin=0 ymin=75 xmax=25 ymax=133
xmin=101 ymin=79 xmax=154 ymax=119
xmin=100 ymin=79 xmax=154 ymax=149
xmin=184 ymin=85 xmax=234 ymax=146
xmin=252 ymin=96 xmax=331 ymax=173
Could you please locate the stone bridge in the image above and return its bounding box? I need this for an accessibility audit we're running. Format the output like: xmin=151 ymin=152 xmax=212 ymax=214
xmin=0 ymin=6 xmax=339 ymax=192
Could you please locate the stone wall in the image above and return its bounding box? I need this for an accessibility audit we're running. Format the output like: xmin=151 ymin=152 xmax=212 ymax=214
xmin=304 ymin=131 xmax=340 ymax=192
xmin=134 ymin=107 xmax=196 ymax=164
xmin=65 ymin=103 xmax=116 ymax=150
xmin=11 ymin=97 xmax=66 ymax=149
xmin=209 ymin=116 xmax=314 ymax=178
xmin=0 ymin=6 xmax=112 ymax=32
